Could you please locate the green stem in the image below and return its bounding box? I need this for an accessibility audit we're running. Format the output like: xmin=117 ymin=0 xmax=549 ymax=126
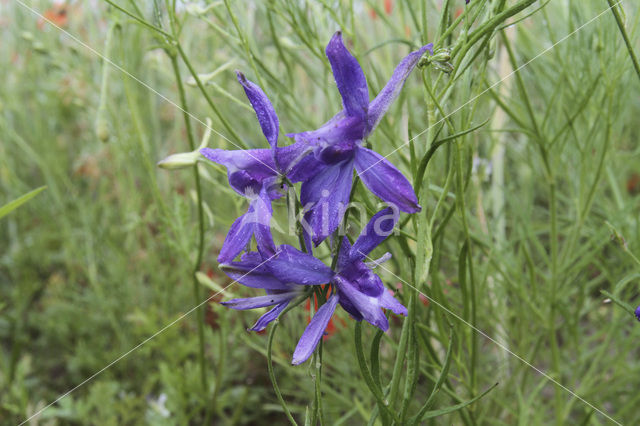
xmin=267 ymin=322 xmax=298 ymax=426
xmin=399 ymin=290 xmax=419 ymax=423
xmin=606 ymin=0 xmax=640 ymax=83
xmin=223 ymin=0 xmax=266 ymax=88
xmin=169 ymin=54 xmax=208 ymax=394
xmin=354 ymin=322 xmax=394 ymax=425
xmin=387 ymin=311 xmax=410 ymax=411
xmin=311 ymin=340 xmax=325 ymax=425
xmin=104 ymin=0 xmax=173 ymax=38
xmin=174 ymin=43 xmax=244 ymax=146
xmin=548 ymin=179 xmax=562 ymax=424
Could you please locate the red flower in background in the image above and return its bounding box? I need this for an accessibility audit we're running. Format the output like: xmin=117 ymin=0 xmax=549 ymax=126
xmin=369 ymin=0 xmax=394 ymax=19
xmin=627 ymin=173 xmax=640 ymax=196
xmin=384 ymin=0 xmax=394 ymax=15
xmin=38 ymin=3 xmax=69 ymax=29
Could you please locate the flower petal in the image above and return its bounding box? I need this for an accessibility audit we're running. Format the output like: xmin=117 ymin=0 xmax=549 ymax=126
xmin=221 ymin=291 xmax=299 ymax=310
xmin=200 ymin=147 xmax=276 ymax=195
xmin=354 ymin=147 xmax=420 ymax=213
xmin=287 ymin=112 xmax=365 ymax=157
xmin=339 ymin=261 xmax=385 ymax=297
xmin=367 ymin=44 xmax=433 ymax=133
xmin=277 ymin=140 xmax=323 ymax=183
xmin=301 ymin=159 xmax=354 ymax=245
xmin=236 ymin=71 xmax=279 ymax=151
xmin=269 ymin=245 xmax=334 ymax=285
xmin=365 ymin=252 xmax=392 ymax=269
xmin=249 ymin=300 xmax=290 ymax=331
xmin=220 ymin=252 xmax=290 ymax=290
xmin=380 ymin=290 xmax=408 ymax=316
xmin=349 ymin=207 xmax=399 ymax=262
xmin=217 ymin=209 xmax=254 ymax=263
xmin=292 ymin=294 xmax=339 ymax=365
xmin=326 ymin=32 xmax=369 ymax=120
xmin=334 ymin=276 xmax=389 ymax=331
xmin=252 ymin=186 xmax=276 ymax=258
xmin=336 ymin=236 xmax=352 ymax=271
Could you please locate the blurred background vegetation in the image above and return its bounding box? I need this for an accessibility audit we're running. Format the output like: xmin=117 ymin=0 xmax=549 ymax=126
xmin=1 ymin=0 xmax=640 ymax=424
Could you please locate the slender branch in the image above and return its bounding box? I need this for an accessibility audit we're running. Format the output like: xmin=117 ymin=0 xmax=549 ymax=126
xmin=168 ymin=53 xmax=209 ymax=394
xmin=268 ymin=322 xmax=298 ymax=426
xmin=103 ymin=0 xmax=173 ymax=38
xmin=606 ymin=0 xmax=640 ymax=83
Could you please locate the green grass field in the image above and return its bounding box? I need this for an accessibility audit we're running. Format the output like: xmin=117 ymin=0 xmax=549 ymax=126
xmin=1 ymin=0 xmax=640 ymax=424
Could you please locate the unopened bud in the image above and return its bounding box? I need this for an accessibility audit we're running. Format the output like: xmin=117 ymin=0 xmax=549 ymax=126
xmin=431 ymin=47 xmax=451 ymax=62
xmin=33 ymin=41 xmax=48 ymax=55
xmin=432 ymin=61 xmax=454 ymax=74
xmin=21 ymin=31 xmax=34 ymax=42
xmin=185 ymin=61 xmax=234 ymax=87
xmin=419 ymin=47 xmax=454 ymax=74
xmin=95 ymin=116 xmax=109 ymax=142
xmin=195 ymin=271 xmax=226 ymax=293
xmin=185 ymin=2 xmax=218 ymax=16
xmin=157 ymin=150 xmax=200 ymax=170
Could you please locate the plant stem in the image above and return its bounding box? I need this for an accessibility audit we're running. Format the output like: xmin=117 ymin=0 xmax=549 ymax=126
xmin=174 ymin=43 xmax=244 ymax=146
xmin=169 ymin=54 xmax=208 ymax=395
xmin=267 ymin=321 xmax=298 ymax=426
xmin=104 ymin=0 xmax=173 ymax=38
xmin=354 ymin=322 xmax=394 ymax=425
xmin=606 ymin=0 xmax=640 ymax=83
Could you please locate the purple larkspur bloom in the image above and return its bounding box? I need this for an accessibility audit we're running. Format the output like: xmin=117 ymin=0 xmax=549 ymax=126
xmin=635 ymin=305 xmax=640 ymax=322
xmin=290 ymin=208 xmax=406 ymax=364
xmin=288 ymin=32 xmax=433 ymax=245
xmin=220 ymin=207 xmax=406 ymax=364
xmin=219 ymin=241 xmax=333 ymax=332
xmin=201 ymin=72 xmax=319 ymax=263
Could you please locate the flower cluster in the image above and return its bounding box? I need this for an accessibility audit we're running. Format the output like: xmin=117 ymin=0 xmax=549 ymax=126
xmin=202 ymin=32 xmax=432 ymax=364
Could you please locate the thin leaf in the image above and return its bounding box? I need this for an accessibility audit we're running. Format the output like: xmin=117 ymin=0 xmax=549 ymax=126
xmin=0 ymin=186 xmax=46 ymax=220
xmin=420 ymin=382 xmax=499 ymax=419
xmin=409 ymin=328 xmax=454 ymax=425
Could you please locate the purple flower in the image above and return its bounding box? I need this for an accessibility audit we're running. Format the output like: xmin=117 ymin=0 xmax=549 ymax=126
xmin=219 ymin=245 xmax=333 ymax=332
xmin=291 ymin=208 xmax=406 ymax=364
xmin=635 ymin=305 xmax=640 ymax=322
xmin=289 ymin=32 xmax=433 ymax=245
xmin=201 ymin=72 xmax=319 ymax=262
xmin=221 ymin=207 xmax=406 ymax=364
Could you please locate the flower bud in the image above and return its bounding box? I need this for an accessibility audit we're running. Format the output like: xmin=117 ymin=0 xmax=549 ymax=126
xmin=185 ymin=2 xmax=217 ymax=16
xmin=431 ymin=47 xmax=451 ymax=63
xmin=33 ymin=41 xmax=48 ymax=55
xmin=95 ymin=117 xmax=109 ymax=142
xmin=21 ymin=31 xmax=34 ymax=42
xmin=185 ymin=61 xmax=234 ymax=87
xmin=418 ymin=47 xmax=454 ymax=73
xmin=157 ymin=150 xmax=201 ymax=170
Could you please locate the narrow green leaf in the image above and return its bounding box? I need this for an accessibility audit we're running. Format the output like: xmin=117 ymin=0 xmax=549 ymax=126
xmin=600 ymin=290 xmax=635 ymax=317
xmin=409 ymin=328 xmax=454 ymax=425
xmin=420 ymin=382 xmax=498 ymax=419
xmin=0 ymin=186 xmax=46 ymax=220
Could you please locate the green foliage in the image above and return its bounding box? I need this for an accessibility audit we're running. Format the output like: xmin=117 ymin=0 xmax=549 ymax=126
xmin=1 ymin=0 xmax=639 ymax=424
